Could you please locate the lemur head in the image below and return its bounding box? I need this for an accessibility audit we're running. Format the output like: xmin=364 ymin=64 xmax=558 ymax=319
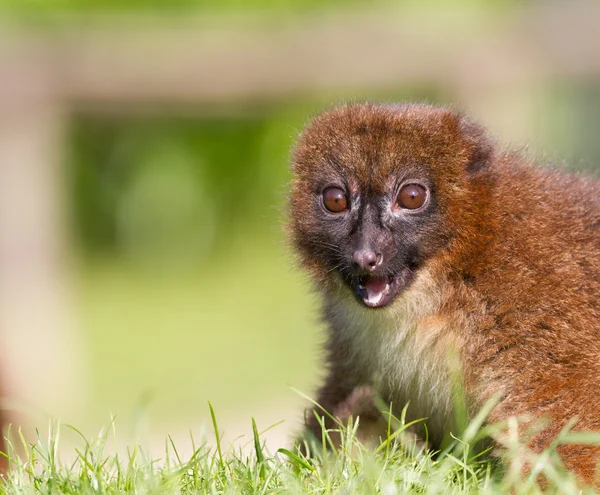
xmin=289 ymin=103 xmax=494 ymax=308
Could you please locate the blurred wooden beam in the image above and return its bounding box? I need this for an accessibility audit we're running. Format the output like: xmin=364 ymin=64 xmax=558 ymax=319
xmin=0 ymin=1 xmax=599 ymax=112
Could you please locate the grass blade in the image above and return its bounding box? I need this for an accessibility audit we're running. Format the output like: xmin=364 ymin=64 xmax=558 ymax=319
xmin=208 ymin=401 xmax=223 ymax=467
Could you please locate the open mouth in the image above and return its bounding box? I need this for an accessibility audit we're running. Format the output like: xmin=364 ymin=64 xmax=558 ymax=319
xmin=352 ymin=273 xmax=404 ymax=308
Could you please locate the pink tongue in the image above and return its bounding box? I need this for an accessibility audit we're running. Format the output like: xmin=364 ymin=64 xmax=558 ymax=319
xmin=364 ymin=277 xmax=388 ymax=304
xmin=365 ymin=277 xmax=387 ymax=293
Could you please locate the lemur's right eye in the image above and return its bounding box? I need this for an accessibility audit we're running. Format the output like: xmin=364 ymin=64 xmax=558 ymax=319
xmin=322 ymin=187 xmax=348 ymax=213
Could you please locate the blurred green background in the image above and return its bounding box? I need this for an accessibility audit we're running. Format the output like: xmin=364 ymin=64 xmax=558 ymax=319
xmin=1 ymin=0 xmax=599 ymax=452
xmin=69 ymin=108 xmax=325 ymax=432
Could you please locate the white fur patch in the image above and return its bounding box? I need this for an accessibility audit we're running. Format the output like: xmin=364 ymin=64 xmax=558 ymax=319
xmin=328 ymin=268 xmax=461 ymax=445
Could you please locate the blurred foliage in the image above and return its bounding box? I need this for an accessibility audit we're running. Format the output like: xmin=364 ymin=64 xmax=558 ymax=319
xmin=1 ymin=0 xmax=368 ymax=13
xmin=68 ymin=104 xmax=326 ymax=426
xmin=0 ymin=0 xmax=523 ymax=20
xmin=69 ymin=109 xmax=299 ymax=263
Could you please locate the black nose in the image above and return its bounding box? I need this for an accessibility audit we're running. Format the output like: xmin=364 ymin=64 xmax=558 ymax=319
xmin=352 ymin=249 xmax=382 ymax=271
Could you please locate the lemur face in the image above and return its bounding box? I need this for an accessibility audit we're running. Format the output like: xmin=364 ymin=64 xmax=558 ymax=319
xmin=289 ymin=103 xmax=491 ymax=308
xmin=312 ymin=179 xmax=435 ymax=308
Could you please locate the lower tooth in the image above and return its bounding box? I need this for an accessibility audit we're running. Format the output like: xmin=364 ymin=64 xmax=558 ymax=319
xmin=370 ymin=294 xmax=383 ymax=304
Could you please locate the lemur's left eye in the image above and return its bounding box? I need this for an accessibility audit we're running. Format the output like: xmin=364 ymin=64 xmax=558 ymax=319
xmin=396 ymin=184 xmax=428 ymax=210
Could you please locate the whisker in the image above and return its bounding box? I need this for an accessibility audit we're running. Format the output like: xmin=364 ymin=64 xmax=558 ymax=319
xmin=325 ymin=261 xmax=345 ymax=275
xmin=310 ymin=239 xmax=340 ymax=249
xmin=309 ymin=240 xmax=343 ymax=254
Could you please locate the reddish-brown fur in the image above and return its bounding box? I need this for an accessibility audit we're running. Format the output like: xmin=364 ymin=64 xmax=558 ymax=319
xmin=289 ymin=103 xmax=600 ymax=485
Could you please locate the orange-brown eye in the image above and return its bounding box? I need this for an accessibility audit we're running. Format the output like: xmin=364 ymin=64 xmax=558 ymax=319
xmin=323 ymin=187 xmax=348 ymax=213
xmin=397 ymin=184 xmax=427 ymax=210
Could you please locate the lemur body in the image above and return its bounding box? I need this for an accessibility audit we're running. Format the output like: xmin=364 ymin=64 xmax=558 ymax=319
xmin=289 ymin=103 xmax=600 ymax=484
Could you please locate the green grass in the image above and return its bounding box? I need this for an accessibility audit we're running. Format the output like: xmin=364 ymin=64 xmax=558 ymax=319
xmin=1 ymin=403 xmax=598 ymax=494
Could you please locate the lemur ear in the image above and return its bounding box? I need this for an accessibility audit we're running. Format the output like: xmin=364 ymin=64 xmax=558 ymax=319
xmin=457 ymin=115 xmax=495 ymax=174
xmin=441 ymin=110 xmax=494 ymax=174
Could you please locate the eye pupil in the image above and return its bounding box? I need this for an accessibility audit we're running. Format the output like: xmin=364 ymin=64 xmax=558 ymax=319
xmin=323 ymin=187 xmax=348 ymax=213
xmin=397 ymin=184 xmax=427 ymax=210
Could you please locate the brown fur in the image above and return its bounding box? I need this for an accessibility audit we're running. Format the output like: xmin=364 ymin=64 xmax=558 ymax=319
xmin=289 ymin=103 xmax=600 ymax=486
